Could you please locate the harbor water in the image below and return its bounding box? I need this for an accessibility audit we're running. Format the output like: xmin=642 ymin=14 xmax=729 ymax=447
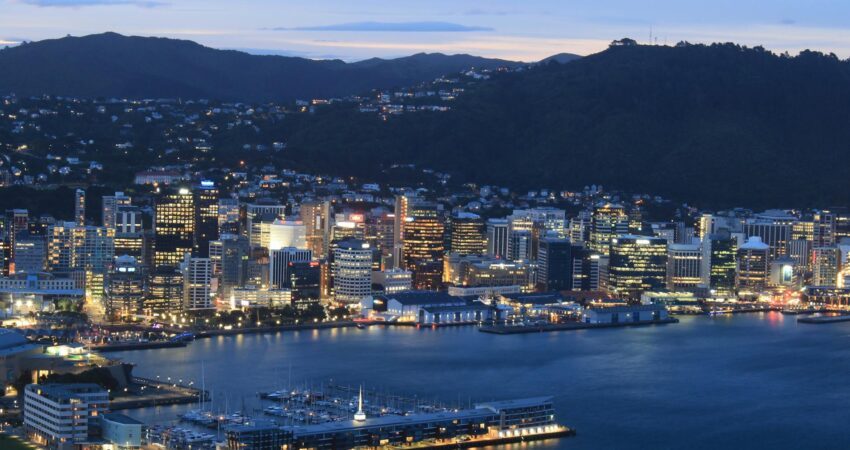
xmin=114 ymin=313 xmax=850 ymax=449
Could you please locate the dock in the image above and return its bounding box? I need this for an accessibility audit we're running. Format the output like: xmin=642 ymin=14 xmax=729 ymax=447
xmin=89 ymin=341 xmax=188 ymax=352
xmin=798 ymin=315 xmax=850 ymax=324
xmin=479 ymin=318 xmax=678 ymax=335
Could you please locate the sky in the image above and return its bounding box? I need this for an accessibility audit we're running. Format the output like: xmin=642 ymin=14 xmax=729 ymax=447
xmin=2 ymin=0 xmax=850 ymax=61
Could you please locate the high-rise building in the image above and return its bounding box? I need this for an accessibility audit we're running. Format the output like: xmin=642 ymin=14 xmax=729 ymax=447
xmin=743 ymin=211 xmax=795 ymax=260
xmin=392 ymin=194 xmax=413 ymax=268
xmin=209 ymin=234 xmax=249 ymax=298
xmin=182 ymin=254 xmax=212 ymax=310
xmin=268 ymin=219 xmax=307 ymax=251
xmin=568 ymin=210 xmax=592 ymax=245
xmin=737 ymin=237 xmax=770 ymax=292
xmin=333 ymin=239 xmax=374 ymax=304
xmin=287 ymin=260 xmax=322 ymax=308
xmin=449 ymin=212 xmax=486 ymax=256
xmin=812 ymin=246 xmax=842 ymax=287
xmin=75 ymin=188 xmax=86 ymax=226
xmin=4 ymin=208 xmax=29 ymax=271
xmin=72 ymin=226 xmax=115 ymax=273
xmin=270 ymin=247 xmax=312 ymax=289
xmin=46 ymin=222 xmax=75 ymax=271
xmin=701 ymin=230 xmax=738 ymax=296
xmin=12 ymin=234 xmax=45 ymax=274
xmin=301 ymin=200 xmax=331 ymax=259
xmin=194 ymin=181 xmax=219 ymax=257
xmin=589 ymin=203 xmax=629 ymax=256
xmin=217 ymin=198 xmax=241 ymax=236
xmin=101 ymin=191 xmax=131 ymax=229
xmin=365 ymin=211 xmax=395 ymax=263
xmin=571 ymin=247 xmax=601 ymax=291
xmin=246 ymin=203 xmax=285 ymax=247
xmin=536 ymin=237 xmax=573 ymax=291
xmin=667 ymin=242 xmax=703 ymax=290
xmin=402 ymin=203 xmax=445 ymax=290
xmin=607 ymin=235 xmax=668 ymax=298
xmin=813 ymin=211 xmax=837 ymax=248
xmin=114 ymin=205 xmax=144 ymax=261
xmin=145 ymin=266 xmax=184 ymax=315
xmin=154 ymin=187 xmax=195 ymax=268
xmin=24 ymin=383 xmax=109 ymax=447
xmin=486 ymin=218 xmax=509 ymax=259
xmin=106 ymin=255 xmax=144 ymax=321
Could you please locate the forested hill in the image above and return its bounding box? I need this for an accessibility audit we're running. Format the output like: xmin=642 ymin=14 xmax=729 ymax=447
xmin=0 ymin=33 xmax=523 ymax=101
xmin=284 ymin=40 xmax=850 ymax=208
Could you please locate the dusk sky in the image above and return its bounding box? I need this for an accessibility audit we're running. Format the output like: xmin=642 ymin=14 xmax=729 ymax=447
xmin=3 ymin=0 xmax=850 ymax=61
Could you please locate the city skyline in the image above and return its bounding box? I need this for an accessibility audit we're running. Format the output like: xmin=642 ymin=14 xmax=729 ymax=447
xmin=3 ymin=0 xmax=850 ymax=61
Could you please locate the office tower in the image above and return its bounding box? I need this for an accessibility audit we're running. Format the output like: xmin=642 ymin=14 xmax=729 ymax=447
xmin=628 ymin=206 xmax=645 ymax=234
xmin=769 ymin=257 xmax=797 ymax=288
xmin=270 ymin=247 xmax=312 ymax=289
xmin=666 ymin=242 xmax=703 ymax=290
xmin=287 ymin=260 xmax=322 ymax=308
xmin=449 ymin=212 xmax=486 ymax=256
xmin=194 ymin=181 xmax=219 ymax=257
xmin=511 ymin=207 xmax=567 ymax=236
xmin=698 ymin=213 xmax=743 ymax=240
xmin=301 ymin=200 xmax=331 ymax=258
xmin=209 ymin=235 xmax=249 ymax=298
xmin=736 ymin=237 xmax=770 ymax=292
xmin=372 ymin=269 xmax=413 ymax=294
xmin=217 ymin=198 xmax=241 ymax=236
xmin=182 ymin=254 xmax=213 ymax=310
xmin=569 ymin=210 xmax=592 ymax=245
xmin=589 ymin=203 xmax=629 ymax=256
xmin=74 ymin=188 xmax=86 ymax=226
xmin=12 ymin=234 xmax=45 ymax=273
xmin=72 ymin=226 xmax=115 ymax=273
xmin=154 ymin=187 xmax=195 ymax=268
xmin=246 ymin=202 xmax=286 ymax=247
xmin=536 ymin=237 xmax=573 ymax=291
xmin=486 ymin=218 xmax=509 ymax=259
xmin=145 ymin=266 xmax=184 ymax=315
xmin=106 ymin=255 xmax=144 ymax=321
xmin=571 ymin=247 xmax=601 ymax=291
xmin=743 ymin=210 xmax=794 ymax=260
xmin=506 ymin=219 xmax=533 ymax=261
xmin=812 ymin=246 xmax=842 ymax=287
xmin=813 ymin=211 xmax=837 ymax=248
xmin=46 ymin=222 xmax=75 ymax=271
xmin=24 ymin=384 xmax=109 ymax=447
xmin=701 ymin=229 xmax=738 ymax=296
xmin=333 ymin=239 xmax=373 ymax=304
xmin=101 ymin=191 xmax=131 ymax=228
xmin=114 ymin=205 xmax=144 ymax=260
xmin=268 ymin=219 xmax=307 ymax=250
xmin=607 ymin=235 xmax=668 ymax=298
xmin=392 ymin=194 xmax=413 ymax=268
xmin=402 ymin=203 xmax=445 ymax=290
xmin=787 ymin=238 xmax=811 ymax=271
xmin=4 ymin=209 xmax=28 ymax=273
xmin=364 ymin=211 xmax=395 ymax=262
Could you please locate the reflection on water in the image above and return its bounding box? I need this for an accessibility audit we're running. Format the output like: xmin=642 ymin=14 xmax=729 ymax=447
xmin=114 ymin=313 xmax=850 ymax=449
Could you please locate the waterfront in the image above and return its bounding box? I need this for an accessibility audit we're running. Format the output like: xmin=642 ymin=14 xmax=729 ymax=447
xmin=115 ymin=313 xmax=850 ymax=449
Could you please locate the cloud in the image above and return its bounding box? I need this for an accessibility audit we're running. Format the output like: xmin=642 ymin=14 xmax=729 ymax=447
xmin=20 ymin=0 xmax=164 ymax=7
xmin=273 ymin=21 xmax=493 ymax=33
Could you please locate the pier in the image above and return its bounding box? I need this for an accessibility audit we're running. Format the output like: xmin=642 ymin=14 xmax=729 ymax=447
xmin=479 ymin=318 xmax=678 ymax=334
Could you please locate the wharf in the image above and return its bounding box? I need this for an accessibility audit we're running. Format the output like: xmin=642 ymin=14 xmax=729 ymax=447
xmin=388 ymin=427 xmax=576 ymax=449
xmin=109 ymin=377 xmax=208 ymax=410
xmin=798 ymin=315 xmax=850 ymax=324
xmin=479 ymin=318 xmax=678 ymax=335
xmin=89 ymin=341 xmax=187 ymax=352
xmin=194 ymin=321 xmax=355 ymax=338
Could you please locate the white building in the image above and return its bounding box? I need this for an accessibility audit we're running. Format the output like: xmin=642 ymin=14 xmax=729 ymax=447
xmin=182 ymin=255 xmax=212 ymax=310
xmin=269 ymin=248 xmax=312 ymax=289
xmin=371 ymin=269 xmax=412 ymax=294
xmin=24 ymin=383 xmax=109 ymax=448
xmin=268 ymin=219 xmax=307 ymax=250
xmin=101 ymin=413 xmax=143 ymax=450
xmin=231 ymin=287 xmax=292 ymax=309
xmin=333 ymin=239 xmax=373 ymax=304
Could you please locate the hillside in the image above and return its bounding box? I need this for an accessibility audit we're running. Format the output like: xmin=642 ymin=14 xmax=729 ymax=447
xmin=284 ymin=41 xmax=850 ymax=208
xmin=0 ymin=33 xmax=522 ymax=102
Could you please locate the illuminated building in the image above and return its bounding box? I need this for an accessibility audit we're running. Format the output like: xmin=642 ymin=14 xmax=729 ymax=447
xmin=270 ymin=247 xmax=312 ymax=289
xmin=287 ymin=260 xmax=322 ymax=308
xmin=392 ymin=194 xmax=414 ymax=268
xmin=209 ymin=234 xmax=249 ymax=298
xmin=607 ymin=235 xmax=668 ymax=298
xmin=246 ymin=203 xmax=286 ymax=248
xmin=194 ymin=181 xmax=219 ymax=257
xmin=511 ymin=208 xmax=567 ymax=236
xmin=736 ymin=236 xmax=770 ymax=292
xmin=402 ymin=203 xmax=445 ymax=290
xmin=145 ymin=266 xmax=183 ymax=315
xmin=268 ymin=219 xmax=307 ymax=250
xmin=74 ymin=188 xmax=86 ymax=226
xmin=700 ymin=229 xmax=738 ymax=296
xmin=486 ymin=218 xmax=508 ymax=259
xmin=153 ymin=187 xmax=195 ymax=268
xmin=333 ymin=239 xmax=373 ymax=304
xmin=449 ymin=212 xmax=486 ymax=256
xmin=787 ymin=238 xmax=811 ymax=271
xmin=13 ymin=235 xmax=45 ymax=273
xmin=589 ymin=203 xmax=629 ymax=256
xmin=4 ymin=209 xmax=29 ymax=271
xmin=813 ymin=211 xmax=837 ymax=247
xmin=769 ymin=256 xmax=797 ymax=288
xmin=46 ymin=222 xmax=74 ymax=271
xmin=72 ymin=226 xmax=115 ymax=273
xmin=743 ymin=210 xmax=795 ymax=260
xmin=231 ymin=287 xmax=292 ymax=309
xmin=106 ymin=255 xmax=144 ymax=321
xmin=217 ymin=198 xmax=241 ymax=236
xmin=182 ymin=254 xmax=213 ymax=310
xmin=301 ymin=200 xmax=331 ymax=258
xmin=101 ymin=191 xmax=131 ymax=229
xmin=666 ymin=242 xmax=703 ymax=290
xmin=24 ymin=383 xmax=109 ymax=448
xmin=536 ymin=237 xmax=573 ymax=291
xmin=444 ymin=254 xmax=530 ymax=289
xmin=569 ymin=210 xmax=592 ymax=245
xmin=571 ymin=247 xmax=601 ymax=291
xmin=331 ymin=216 xmax=365 ymax=243
xmin=372 ymin=269 xmax=412 ymax=294
xmin=812 ymin=246 xmax=842 ymax=287
xmin=698 ymin=213 xmax=743 ymax=240
xmin=114 ymin=205 xmax=144 ymax=261
xmin=364 ymin=211 xmax=394 ymax=263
